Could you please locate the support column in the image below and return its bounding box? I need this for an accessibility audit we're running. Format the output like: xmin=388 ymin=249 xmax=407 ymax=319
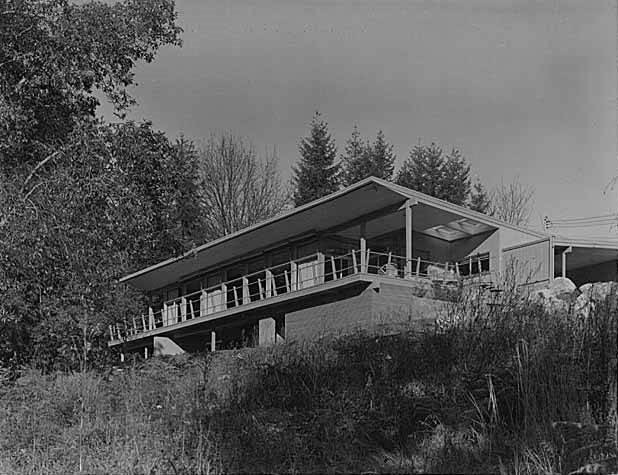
xmin=210 ymin=330 xmax=216 ymax=352
xmin=562 ymin=246 xmax=572 ymax=279
xmin=360 ymin=222 xmax=367 ymax=273
xmin=405 ymin=201 xmax=413 ymax=277
xmin=259 ymin=317 xmax=276 ymax=346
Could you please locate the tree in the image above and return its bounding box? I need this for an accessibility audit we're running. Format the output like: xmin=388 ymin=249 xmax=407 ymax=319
xmin=0 ymin=0 xmax=182 ymax=174
xmin=292 ymin=111 xmax=339 ymax=206
xmin=197 ymin=134 xmax=290 ymax=241
xmin=468 ymin=179 xmax=492 ymax=214
xmin=488 ymin=178 xmax=535 ymax=226
xmin=340 ymin=128 xmax=396 ymax=186
xmin=368 ymin=130 xmax=396 ymax=181
xmin=339 ymin=124 xmax=368 ymax=186
xmin=396 ymin=142 xmax=471 ymax=206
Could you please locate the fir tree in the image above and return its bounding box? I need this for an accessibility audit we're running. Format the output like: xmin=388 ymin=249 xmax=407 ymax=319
xmin=367 ymin=130 xmax=396 ymax=181
xmin=395 ymin=142 xmax=471 ymax=206
xmin=292 ymin=112 xmax=339 ymax=206
xmin=468 ymin=179 xmax=492 ymax=214
xmin=340 ymin=128 xmax=396 ymax=186
xmin=340 ymin=124 xmax=370 ymax=186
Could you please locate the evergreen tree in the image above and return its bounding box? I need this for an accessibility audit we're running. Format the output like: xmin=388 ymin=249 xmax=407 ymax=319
xmin=468 ymin=179 xmax=492 ymax=214
xmin=368 ymin=130 xmax=396 ymax=181
xmin=340 ymin=128 xmax=396 ymax=186
xmin=395 ymin=142 xmax=471 ymax=206
xmin=340 ymin=124 xmax=369 ymax=186
xmin=292 ymin=112 xmax=339 ymax=206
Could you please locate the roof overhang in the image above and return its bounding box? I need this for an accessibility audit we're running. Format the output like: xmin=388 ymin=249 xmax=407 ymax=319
xmin=554 ymin=237 xmax=618 ymax=270
xmin=120 ymin=177 xmax=546 ymax=291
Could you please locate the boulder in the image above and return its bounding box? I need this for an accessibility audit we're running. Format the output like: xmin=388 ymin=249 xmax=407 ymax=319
xmin=550 ymin=277 xmax=577 ymax=298
xmin=574 ymin=292 xmax=594 ymax=319
xmin=579 ymin=282 xmax=617 ymax=302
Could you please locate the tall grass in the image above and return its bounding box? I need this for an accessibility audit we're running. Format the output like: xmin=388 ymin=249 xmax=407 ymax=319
xmin=0 ymin=285 xmax=616 ymax=474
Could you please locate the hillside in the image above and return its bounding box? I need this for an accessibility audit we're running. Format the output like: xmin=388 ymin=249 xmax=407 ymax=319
xmin=1 ymin=289 xmax=616 ymax=474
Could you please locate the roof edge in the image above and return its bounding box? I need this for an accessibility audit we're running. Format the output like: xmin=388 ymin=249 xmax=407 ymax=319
xmin=119 ymin=177 xmax=408 ymax=284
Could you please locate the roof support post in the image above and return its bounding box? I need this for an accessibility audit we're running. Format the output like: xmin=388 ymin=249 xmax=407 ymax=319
xmin=405 ymin=200 xmax=413 ymax=277
xmin=210 ymin=330 xmax=216 ymax=352
xmin=549 ymin=236 xmax=555 ymax=282
xmin=561 ymin=246 xmax=572 ymax=279
xmin=360 ymin=222 xmax=367 ymax=273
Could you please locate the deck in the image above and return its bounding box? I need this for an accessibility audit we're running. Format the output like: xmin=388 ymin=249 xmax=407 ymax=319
xmin=109 ymin=250 xmax=490 ymax=346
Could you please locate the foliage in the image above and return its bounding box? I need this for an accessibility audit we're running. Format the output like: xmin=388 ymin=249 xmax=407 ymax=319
xmin=0 ymin=0 xmax=182 ymax=172
xmin=396 ymin=142 xmax=471 ymax=206
xmin=292 ymin=111 xmax=339 ymax=206
xmin=340 ymin=127 xmax=396 ymax=186
xmin=2 ymin=295 xmax=615 ymax=474
xmin=489 ymin=177 xmax=535 ymax=226
xmin=197 ymin=133 xmax=290 ymax=241
xmin=0 ymin=121 xmax=201 ymax=370
xmin=469 ymin=179 xmax=492 ymax=214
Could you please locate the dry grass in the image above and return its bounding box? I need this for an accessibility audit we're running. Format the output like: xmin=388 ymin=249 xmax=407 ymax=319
xmin=0 ymin=287 xmax=616 ymax=474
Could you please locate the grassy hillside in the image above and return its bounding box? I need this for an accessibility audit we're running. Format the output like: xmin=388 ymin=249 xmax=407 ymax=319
xmin=1 ymin=290 xmax=616 ymax=474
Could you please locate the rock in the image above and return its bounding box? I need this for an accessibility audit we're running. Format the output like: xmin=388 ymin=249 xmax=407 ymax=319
xmin=550 ymin=277 xmax=577 ymax=299
xmin=574 ymin=292 xmax=594 ymax=319
xmin=579 ymin=282 xmax=617 ymax=302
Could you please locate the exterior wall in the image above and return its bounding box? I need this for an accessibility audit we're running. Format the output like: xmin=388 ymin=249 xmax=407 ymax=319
xmin=284 ymin=281 xmax=444 ymax=341
xmin=502 ymin=238 xmax=551 ymax=285
xmin=568 ymin=261 xmax=618 ymax=287
xmin=449 ymin=230 xmax=500 ymax=276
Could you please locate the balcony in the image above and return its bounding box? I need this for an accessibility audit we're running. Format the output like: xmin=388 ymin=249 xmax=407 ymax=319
xmin=109 ymin=250 xmax=491 ymax=344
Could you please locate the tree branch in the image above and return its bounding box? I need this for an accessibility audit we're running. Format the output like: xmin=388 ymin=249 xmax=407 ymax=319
xmin=22 ymin=150 xmax=61 ymax=190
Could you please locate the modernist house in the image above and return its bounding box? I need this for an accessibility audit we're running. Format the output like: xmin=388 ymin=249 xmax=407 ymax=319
xmin=109 ymin=177 xmax=618 ymax=357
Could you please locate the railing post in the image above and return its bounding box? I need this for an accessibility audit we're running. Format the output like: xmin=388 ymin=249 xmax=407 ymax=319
xmin=416 ymin=257 xmax=421 ymax=276
xmin=242 ymin=277 xmax=250 ymax=304
xmin=109 ymin=325 xmax=113 ymax=341
xmin=220 ymin=283 xmax=227 ymax=311
xmin=360 ymin=223 xmax=367 ymax=273
xmin=291 ymin=261 xmax=298 ymax=291
xmin=317 ymin=252 xmax=325 ymax=284
xmin=331 ymin=256 xmax=338 ymax=280
xmin=352 ymin=250 xmax=358 ymax=273
xmin=141 ymin=314 xmax=146 ymax=332
xmin=149 ymin=307 xmax=155 ymax=330
xmin=180 ymin=296 xmax=187 ymax=321
xmin=163 ymin=302 xmax=168 ymax=326
xmin=265 ymin=269 xmax=273 ymax=297
xmin=200 ymin=289 xmax=208 ymax=316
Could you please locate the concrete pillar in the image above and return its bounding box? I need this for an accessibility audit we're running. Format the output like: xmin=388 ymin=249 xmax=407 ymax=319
xmin=259 ymin=317 xmax=276 ymax=346
xmin=153 ymin=336 xmax=186 ymax=356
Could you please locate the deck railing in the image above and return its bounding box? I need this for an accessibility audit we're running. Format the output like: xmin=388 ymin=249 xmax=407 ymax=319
xmin=110 ymin=250 xmax=490 ymax=341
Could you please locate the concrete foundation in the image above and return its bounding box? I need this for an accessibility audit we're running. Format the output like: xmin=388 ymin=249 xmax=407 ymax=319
xmin=258 ymin=317 xmax=276 ymax=346
xmin=153 ymin=336 xmax=186 ymax=356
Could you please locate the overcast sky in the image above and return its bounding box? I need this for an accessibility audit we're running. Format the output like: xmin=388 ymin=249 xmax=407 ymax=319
xmin=98 ymin=0 xmax=617 ymax=237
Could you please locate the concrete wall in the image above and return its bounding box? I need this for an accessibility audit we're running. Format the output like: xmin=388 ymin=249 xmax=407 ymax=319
xmin=502 ymin=239 xmax=551 ymax=285
xmin=568 ymin=260 xmax=618 ymax=287
xmin=284 ymin=281 xmax=444 ymax=341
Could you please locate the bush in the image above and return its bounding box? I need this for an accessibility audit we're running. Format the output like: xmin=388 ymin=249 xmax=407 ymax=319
xmin=0 ymin=288 xmax=616 ymax=474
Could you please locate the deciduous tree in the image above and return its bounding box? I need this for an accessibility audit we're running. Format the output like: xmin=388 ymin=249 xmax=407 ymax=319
xmin=197 ymin=134 xmax=290 ymax=241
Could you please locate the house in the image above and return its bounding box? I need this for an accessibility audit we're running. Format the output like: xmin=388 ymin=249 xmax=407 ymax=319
xmin=109 ymin=177 xmax=618 ymax=357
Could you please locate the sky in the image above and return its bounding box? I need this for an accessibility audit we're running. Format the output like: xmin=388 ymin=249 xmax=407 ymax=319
xmin=98 ymin=0 xmax=617 ymax=238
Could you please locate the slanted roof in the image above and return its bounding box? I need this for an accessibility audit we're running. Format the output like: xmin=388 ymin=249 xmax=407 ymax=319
xmin=120 ymin=177 xmax=545 ymax=291
xmin=553 ymin=236 xmax=618 ymax=271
